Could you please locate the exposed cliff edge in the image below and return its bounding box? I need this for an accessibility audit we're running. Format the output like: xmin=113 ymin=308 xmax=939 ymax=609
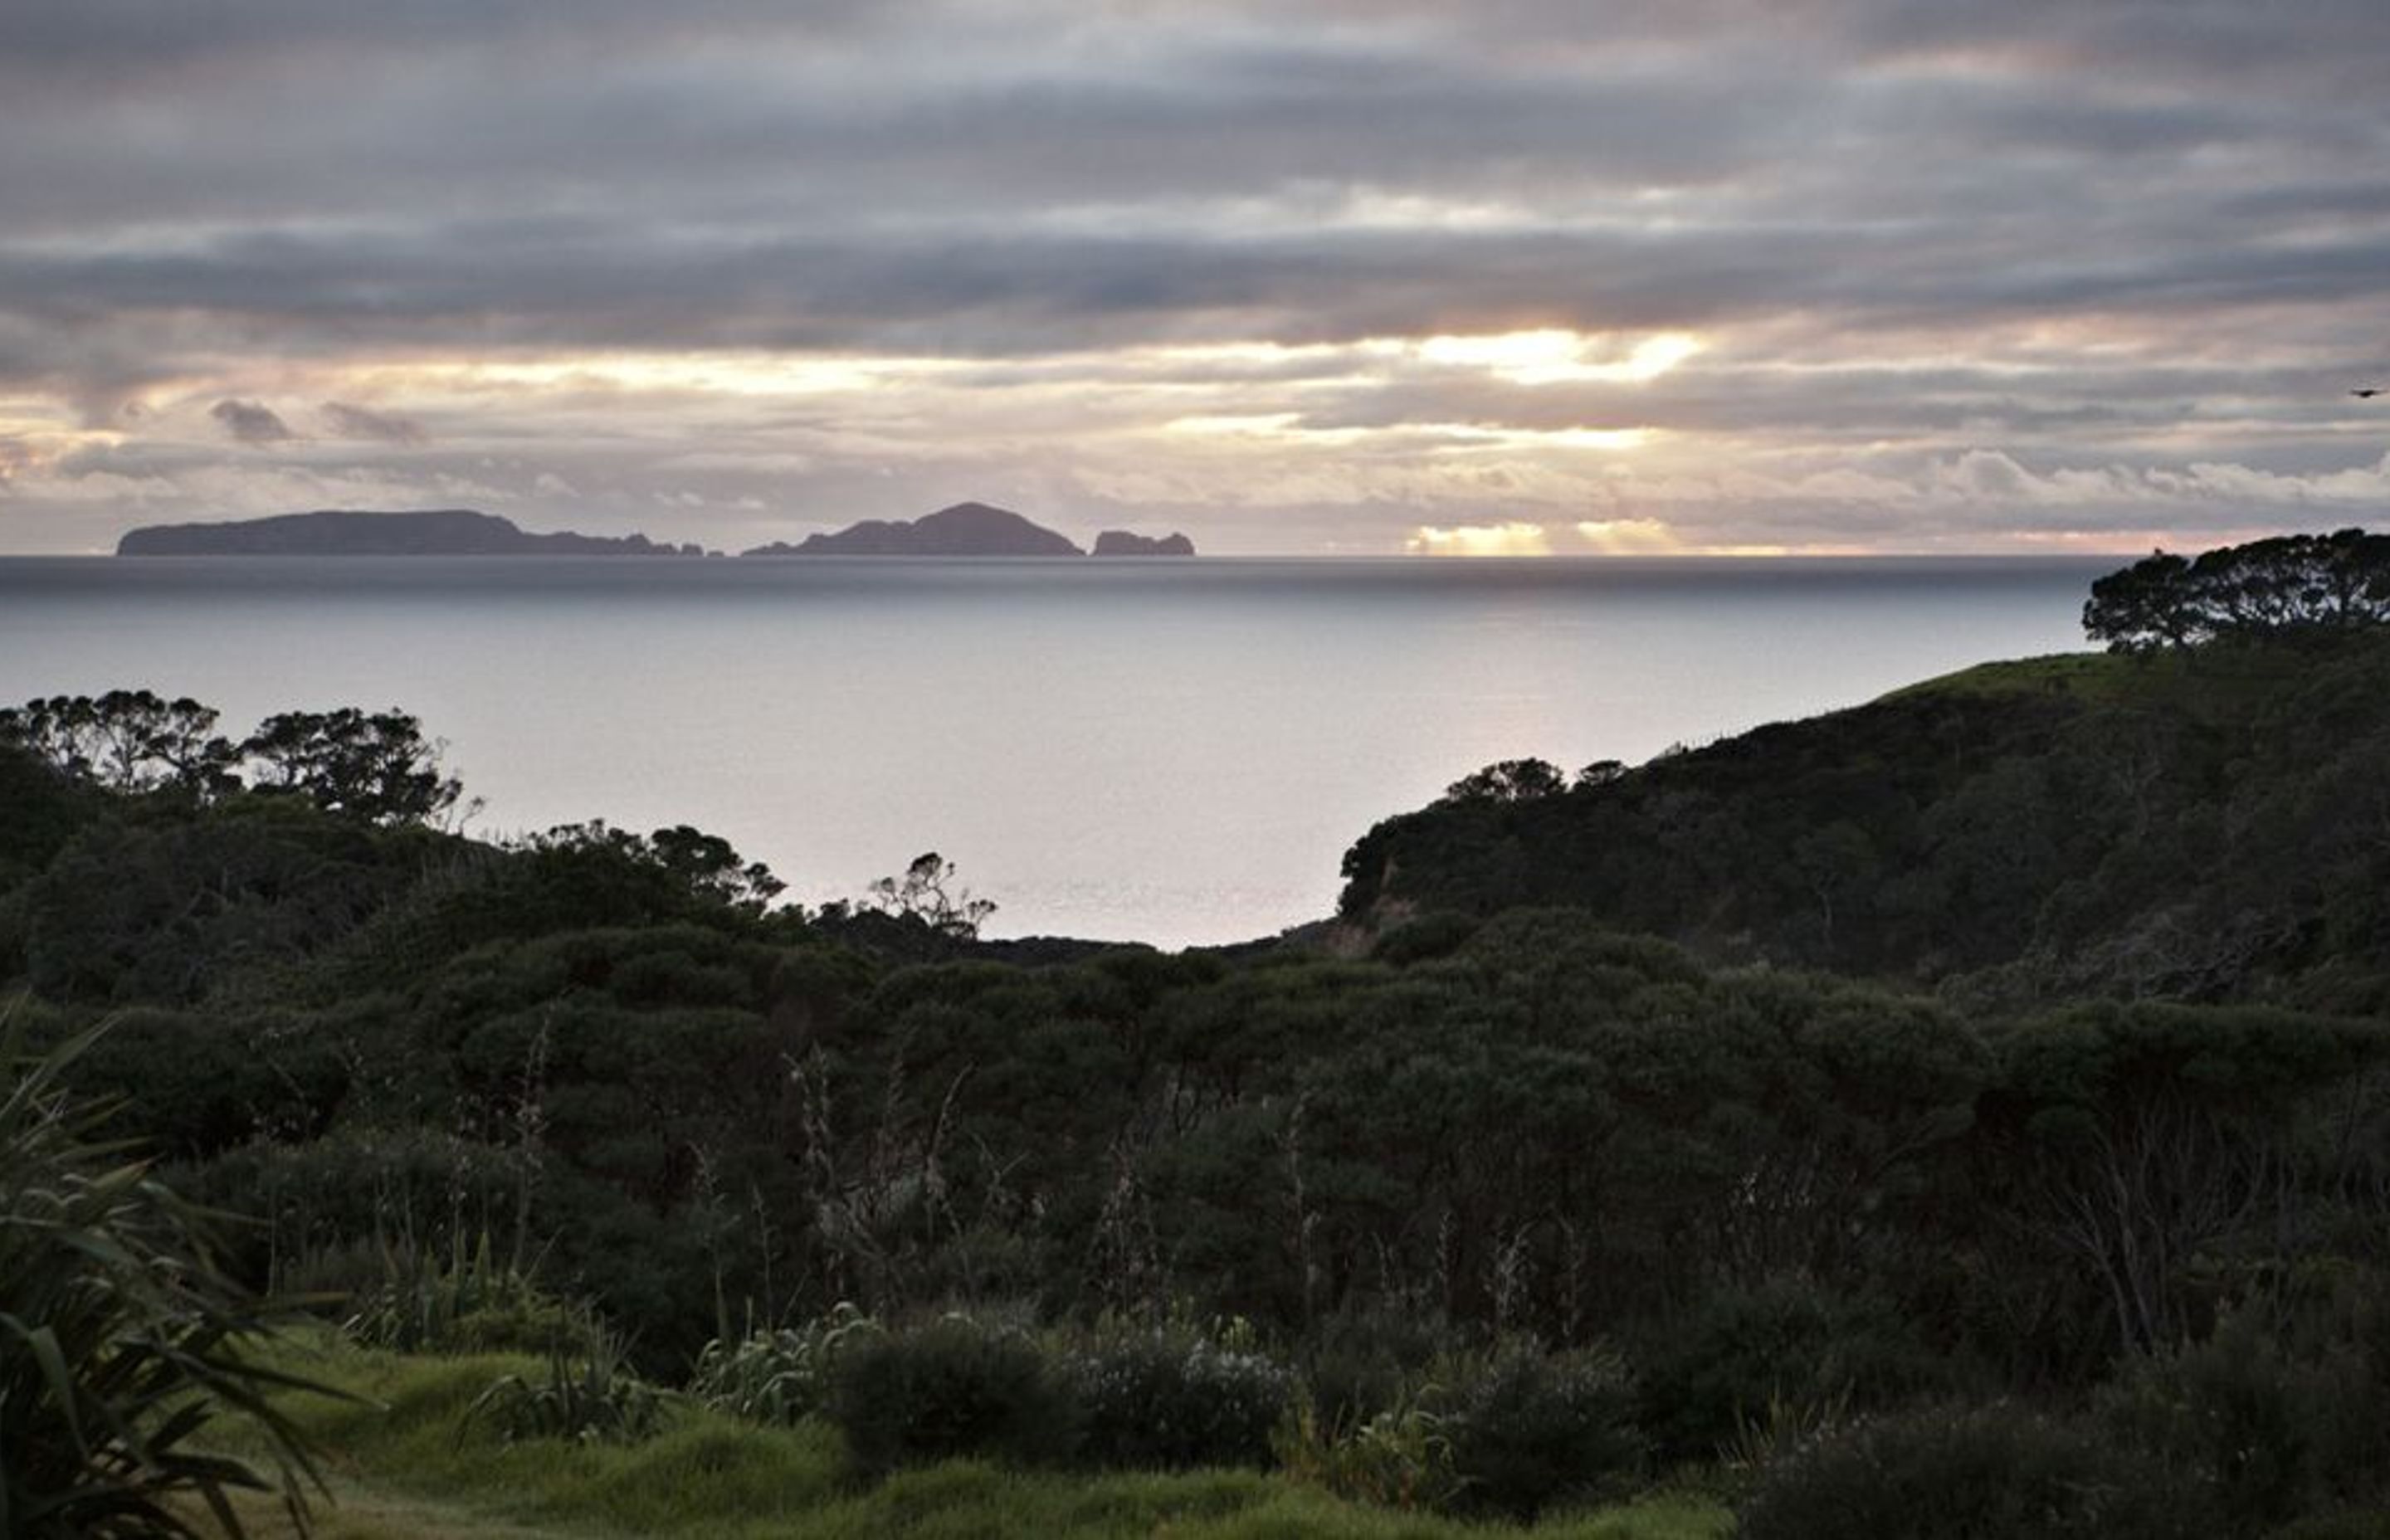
xmin=741 ymin=501 xmax=1085 ymax=557
xmin=1091 ymin=529 xmax=1196 ymax=556
xmin=116 ymin=509 xmax=704 ymax=557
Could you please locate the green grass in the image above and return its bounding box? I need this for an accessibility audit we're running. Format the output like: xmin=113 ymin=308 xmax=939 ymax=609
xmin=1876 ymin=650 xmax=2130 ymax=704
xmin=199 ymin=1336 xmax=1729 ymax=1540
xmin=1880 ymin=642 xmax=2328 ymax=717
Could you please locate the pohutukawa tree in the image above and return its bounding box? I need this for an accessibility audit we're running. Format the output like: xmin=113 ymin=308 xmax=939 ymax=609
xmin=241 ymin=707 xmax=468 ymax=826
xmin=1441 ymin=758 xmax=1569 ymax=804
xmin=2083 ymin=528 xmax=2390 ymax=652
xmin=519 ymin=820 xmax=787 ymax=913
xmin=1 ymin=694 xmax=470 ymax=827
xmin=869 ymin=851 xmax=996 ymax=938
xmin=0 ymin=691 xmax=240 ymax=798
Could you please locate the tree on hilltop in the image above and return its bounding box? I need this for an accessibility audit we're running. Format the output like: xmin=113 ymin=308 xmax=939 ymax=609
xmin=0 ymin=690 xmax=240 ymax=798
xmin=1442 ymin=758 xmax=1568 ymax=805
xmin=869 ymin=851 xmax=996 ymax=938
xmin=2 ymin=692 xmax=472 ymax=827
xmin=2083 ymin=528 xmax=2390 ymax=652
xmin=519 ymin=820 xmax=786 ymax=914
xmin=241 ymin=707 xmax=468 ymax=826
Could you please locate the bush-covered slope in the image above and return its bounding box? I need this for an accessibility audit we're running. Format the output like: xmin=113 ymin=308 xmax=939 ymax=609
xmin=1337 ymin=635 xmax=2390 ymax=1012
xmin=11 ymin=644 xmax=2390 ymax=1533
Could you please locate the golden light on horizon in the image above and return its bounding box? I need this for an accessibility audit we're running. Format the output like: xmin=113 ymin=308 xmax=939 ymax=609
xmin=1573 ymin=517 xmax=1681 ymax=553
xmin=0 ymin=397 xmax=126 ymax=473
xmin=1405 ymin=521 xmax=1554 ymax=556
xmin=1159 ymin=412 xmax=1378 ymax=446
xmin=1416 ymin=329 xmax=1703 ymax=385
xmin=1444 ymin=425 xmax=1653 ymax=452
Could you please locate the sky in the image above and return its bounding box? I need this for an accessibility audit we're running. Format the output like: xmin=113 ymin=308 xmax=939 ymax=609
xmin=3 ymin=0 xmax=2389 ymax=557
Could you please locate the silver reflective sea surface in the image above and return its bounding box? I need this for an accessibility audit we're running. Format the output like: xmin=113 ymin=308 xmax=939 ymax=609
xmin=0 ymin=555 xmax=2111 ymax=946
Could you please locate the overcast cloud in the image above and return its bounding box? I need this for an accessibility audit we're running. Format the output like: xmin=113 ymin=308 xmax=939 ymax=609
xmin=2 ymin=0 xmax=2386 ymax=553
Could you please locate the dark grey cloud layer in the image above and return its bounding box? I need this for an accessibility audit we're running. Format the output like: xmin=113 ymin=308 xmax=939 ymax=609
xmin=209 ymin=398 xmax=292 ymax=444
xmin=3 ymin=0 xmax=2388 ymax=551
xmin=320 ymin=402 xmax=428 ymax=445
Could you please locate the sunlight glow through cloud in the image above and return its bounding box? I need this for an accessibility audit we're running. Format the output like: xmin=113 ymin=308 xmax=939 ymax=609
xmin=1417 ymin=331 xmax=1704 ymax=385
xmin=1573 ymin=518 xmax=1680 ymax=553
xmin=1441 ymin=426 xmax=1652 ymax=452
xmin=4 ymin=4 xmax=2388 ymax=555
xmin=1406 ymin=522 xmax=1554 ymax=557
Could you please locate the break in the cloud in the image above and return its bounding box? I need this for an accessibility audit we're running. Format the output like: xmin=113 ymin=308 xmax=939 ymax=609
xmin=2 ymin=0 xmax=2388 ymax=552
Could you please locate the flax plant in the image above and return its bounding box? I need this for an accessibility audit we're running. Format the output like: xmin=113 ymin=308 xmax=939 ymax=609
xmin=0 ymin=1018 xmax=328 ymax=1537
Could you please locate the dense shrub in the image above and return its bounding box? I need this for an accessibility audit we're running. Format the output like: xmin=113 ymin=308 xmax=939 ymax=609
xmin=22 ymin=803 xmax=420 ymax=1002
xmin=1441 ymin=1341 xmax=1644 ymax=1520
xmin=1633 ymin=1274 xmax=1939 ymax=1462
xmin=1277 ymin=1340 xmax=1641 ymax=1520
xmin=690 ymin=1304 xmax=882 ymax=1425
xmin=1066 ymin=1322 xmax=1293 ymax=1470
xmin=2267 ymin=1513 xmax=2390 ymax=1540
xmin=2098 ymin=1309 xmax=2389 ymax=1533
xmin=181 ymin=1120 xmax=532 ymax=1289
xmin=1300 ymin=1305 xmax=1466 ymax=1430
xmin=825 ymin=1313 xmax=1079 ymax=1477
xmin=1738 ymin=1401 xmax=2215 ymax=1540
xmin=1368 ymin=911 xmax=1480 ymax=966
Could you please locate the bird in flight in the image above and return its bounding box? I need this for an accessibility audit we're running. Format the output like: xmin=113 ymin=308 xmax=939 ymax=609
xmin=2355 ymin=387 xmax=2385 ymax=398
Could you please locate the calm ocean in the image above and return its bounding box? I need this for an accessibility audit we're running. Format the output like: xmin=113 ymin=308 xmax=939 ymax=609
xmin=0 ymin=555 xmax=2112 ymax=946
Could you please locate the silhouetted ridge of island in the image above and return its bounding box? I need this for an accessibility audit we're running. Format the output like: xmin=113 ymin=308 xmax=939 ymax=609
xmin=742 ymin=501 xmax=1088 ymax=557
xmin=115 ymin=509 xmax=704 ymax=557
xmin=1091 ymin=529 xmax=1196 ymax=556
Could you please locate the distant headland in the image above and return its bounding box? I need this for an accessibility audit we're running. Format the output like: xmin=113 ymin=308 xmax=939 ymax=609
xmin=115 ymin=509 xmax=705 ymax=558
xmin=1091 ymin=529 xmax=1197 ymax=557
xmin=739 ymin=501 xmax=1194 ymax=558
xmin=741 ymin=502 xmax=1080 ymax=557
xmin=114 ymin=502 xmax=1195 ymax=558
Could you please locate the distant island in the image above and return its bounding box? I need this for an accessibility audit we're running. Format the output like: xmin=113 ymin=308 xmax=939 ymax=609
xmin=740 ymin=501 xmax=1194 ymax=558
xmin=114 ymin=501 xmax=1197 ymax=559
xmin=1091 ymin=529 xmax=1196 ymax=557
xmin=116 ymin=509 xmax=705 ymax=558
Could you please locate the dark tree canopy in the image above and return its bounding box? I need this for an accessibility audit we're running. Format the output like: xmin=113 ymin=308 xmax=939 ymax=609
xmin=520 ymin=820 xmax=787 ymax=914
xmin=241 ymin=707 xmax=466 ymax=826
xmin=2084 ymin=528 xmax=2390 ymax=652
xmin=867 ymin=850 xmax=996 ymax=938
xmin=1337 ymin=636 xmax=2390 ymax=1012
xmin=0 ymin=690 xmax=240 ymax=797
xmin=1442 ymin=758 xmax=1568 ymax=804
xmin=2 ymin=692 xmax=468 ymax=827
